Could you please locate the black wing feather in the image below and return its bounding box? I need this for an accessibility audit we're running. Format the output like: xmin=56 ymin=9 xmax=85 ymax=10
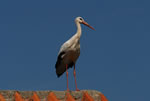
xmin=55 ymin=51 xmax=74 ymax=77
xmin=55 ymin=51 xmax=65 ymax=69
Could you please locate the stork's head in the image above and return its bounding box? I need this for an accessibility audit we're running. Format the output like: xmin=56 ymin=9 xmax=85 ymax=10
xmin=75 ymin=17 xmax=94 ymax=30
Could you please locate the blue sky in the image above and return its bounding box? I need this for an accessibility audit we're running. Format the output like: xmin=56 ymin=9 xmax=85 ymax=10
xmin=0 ymin=0 xmax=149 ymax=101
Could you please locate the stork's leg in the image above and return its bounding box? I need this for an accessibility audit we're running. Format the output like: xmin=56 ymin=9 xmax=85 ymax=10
xmin=73 ymin=64 xmax=80 ymax=91
xmin=66 ymin=64 xmax=69 ymax=91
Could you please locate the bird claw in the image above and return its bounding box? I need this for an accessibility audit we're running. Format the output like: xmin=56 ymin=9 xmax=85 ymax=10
xmin=76 ymin=88 xmax=80 ymax=91
xmin=66 ymin=89 xmax=70 ymax=92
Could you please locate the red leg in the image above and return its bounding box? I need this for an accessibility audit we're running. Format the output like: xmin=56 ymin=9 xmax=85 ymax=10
xmin=66 ymin=64 xmax=69 ymax=91
xmin=73 ymin=64 xmax=80 ymax=91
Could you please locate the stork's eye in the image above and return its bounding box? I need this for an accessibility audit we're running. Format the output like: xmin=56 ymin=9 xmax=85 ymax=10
xmin=80 ymin=18 xmax=82 ymax=20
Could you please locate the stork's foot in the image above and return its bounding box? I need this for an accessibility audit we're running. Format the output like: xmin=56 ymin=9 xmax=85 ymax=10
xmin=75 ymin=88 xmax=80 ymax=91
xmin=66 ymin=88 xmax=70 ymax=92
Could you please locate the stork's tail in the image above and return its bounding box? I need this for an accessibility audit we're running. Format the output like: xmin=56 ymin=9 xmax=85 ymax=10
xmin=55 ymin=59 xmax=73 ymax=77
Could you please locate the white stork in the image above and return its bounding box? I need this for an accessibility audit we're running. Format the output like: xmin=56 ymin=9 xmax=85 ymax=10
xmin=55 ymin=17 xmax=94 ymax=91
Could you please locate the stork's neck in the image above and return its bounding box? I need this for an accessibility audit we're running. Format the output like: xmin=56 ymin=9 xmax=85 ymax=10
xmin=75 ymin=21 xmax=82 ymax=38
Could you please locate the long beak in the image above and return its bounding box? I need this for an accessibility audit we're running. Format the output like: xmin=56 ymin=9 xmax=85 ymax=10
xmin=82 ymin=21 xmax=95 ymax=30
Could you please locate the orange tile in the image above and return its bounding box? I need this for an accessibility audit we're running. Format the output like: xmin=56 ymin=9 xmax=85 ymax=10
xmin=30 ymin=92 xmax=40 ymax=101
xmin=82 ymin=91 xmax=94 ymax=101
xmin=99 ymin=93 xmax=108 ymax=101
xmin=14 ymin=91 xmax=24 ymax=101
xmin=65 ymin=92 xmax=75 ymax=101
xmin=0 ymin=93 xmax=5 ymax=101
xmin=47 ymin=92 xmax=59 ymax=101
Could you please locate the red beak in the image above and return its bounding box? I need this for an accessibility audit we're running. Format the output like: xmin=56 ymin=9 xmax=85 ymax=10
xmin=81 ymin=21 xmax=95 ymax=30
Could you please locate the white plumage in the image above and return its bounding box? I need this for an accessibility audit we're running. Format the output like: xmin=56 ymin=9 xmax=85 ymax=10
xmin=55 ymin=17 xmax=94 ymax=91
